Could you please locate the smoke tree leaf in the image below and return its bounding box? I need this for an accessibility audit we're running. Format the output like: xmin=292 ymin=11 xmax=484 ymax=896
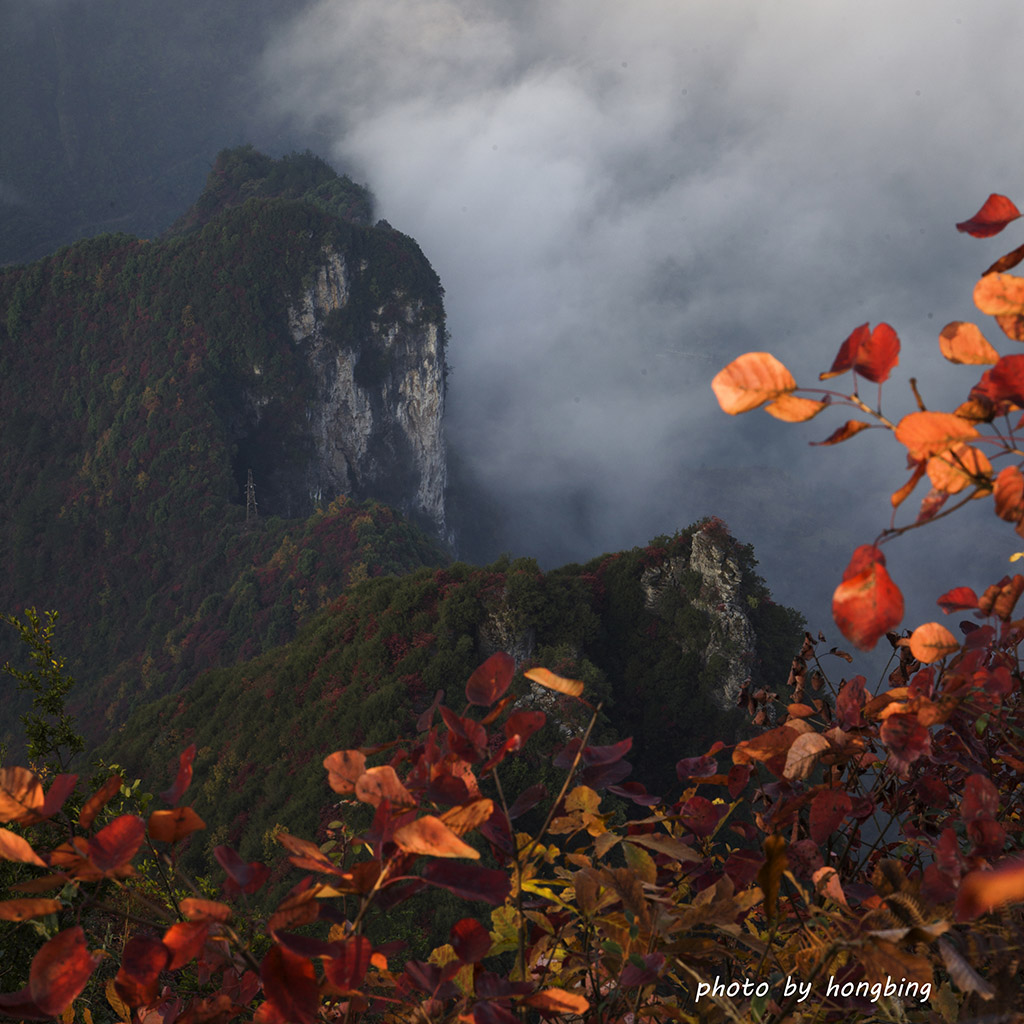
xmin=711 ymin=352 xmax=797 ymax=414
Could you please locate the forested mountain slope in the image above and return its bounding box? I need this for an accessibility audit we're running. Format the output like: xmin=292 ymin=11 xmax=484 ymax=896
xmin=0 ymin=149 xmax=448 ymax=752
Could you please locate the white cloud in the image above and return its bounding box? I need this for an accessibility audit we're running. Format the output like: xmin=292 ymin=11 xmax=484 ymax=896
xmin=265 ymin=0 xmax=1024 ymax=637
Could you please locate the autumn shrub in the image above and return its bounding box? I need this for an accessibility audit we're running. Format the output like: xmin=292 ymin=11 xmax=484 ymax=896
xmin=5 ymin=196 xmax=1024 ymax=1023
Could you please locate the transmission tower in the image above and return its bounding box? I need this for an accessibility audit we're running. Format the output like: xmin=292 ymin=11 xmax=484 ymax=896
xmin=245 ymin=469 xmax=258 ymax=525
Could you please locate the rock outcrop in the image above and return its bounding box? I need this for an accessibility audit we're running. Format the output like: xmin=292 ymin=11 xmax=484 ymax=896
xmin=282 ymin=245 xmax=448 ymax=537
xmin=641 ymin=529 xmax=757 ymax=711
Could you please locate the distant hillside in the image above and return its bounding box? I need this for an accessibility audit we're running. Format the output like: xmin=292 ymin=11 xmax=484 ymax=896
xmin=97 ymin=518 xmax=804 ymax=888
xmin=0 ymin=148 xmax=448 ymax=753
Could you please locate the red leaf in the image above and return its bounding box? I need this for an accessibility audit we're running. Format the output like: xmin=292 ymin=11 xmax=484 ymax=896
xmin=261 ymin=946 xmax=319 ymax=1024
xmin=727 ymin=763 xmax=752 ymax=798
xmin=619 ymin=952 xmax=665 ymax=988
xmin=957 ymin=194 xmax=1022 ymax=238
xmin=810 ymin=420 xmax=874 ymax=446
xmin=679 ymin=795 xmax=721 ymax=838
xmin=820 ymin=322 xmax=868 ymax=380
xmin=422 ymin=860 xmax=511 ymax=904
xmin=504 ymin=710 xmax=545 ymax=746
xmin=77 ymin=775 xmax=122 ymax=830
xmin=37 ymin=774 xmax=77 ymax=820
xmin=985 ymin=240 xmax=1024 ymax=276
xmin=115 ymin=934 xmax=170 ymax=1008
xmin=857 ymin=323 xmax=900 ymax=383
xmin=836 ymin=675 xmax=867 ymax=730
xmin=937 ymin=586 xmax=979 ymax=613
xmin=0 ymin=927 xmax=96 ymax=1019
xmin=160 ymin=744 xmax=197 ymax=805
xmin=988 ymin=354 xmax=1024 ymax=406
xmin=581 ymin=737 xmax=633 ymax=766
xmin=324 ymin=936 xmax=373 ymax=991
xmin=214 ymin=845 xmax=270 ymax=895
xmin=507 ymin=783 xmax=546 ymax=820
xmin=465 ymin=652 xmax=515 ymax=707
xmin=88 ymin=815 xmax=146 ymax=872
xmin=450 ymin=918 xmax=491 ymax=964
xmin=809 ymin=790 xmax=852 ymax=845
xmin=879 ymin=713 xmax=931 ymax=778
xmin=676 ymin=754 xmax=719 ymax=780
xmin=832 ymin=545 xmax=904 ymax=650
xmin=819 ymin=323 xmax=900 ymax=384
xmin=962 ymin=773 xmax=1000 ymax=822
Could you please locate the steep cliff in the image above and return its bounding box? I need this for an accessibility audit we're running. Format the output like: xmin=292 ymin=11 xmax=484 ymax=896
xmin=282 ymin=246 xmax=447 ymax=535
xmin=0 ymin=148 xmax=451 ymax=749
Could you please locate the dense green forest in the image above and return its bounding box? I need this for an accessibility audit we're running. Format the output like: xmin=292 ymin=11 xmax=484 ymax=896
xmin=0 ymin=148 xmax=446 ymax=754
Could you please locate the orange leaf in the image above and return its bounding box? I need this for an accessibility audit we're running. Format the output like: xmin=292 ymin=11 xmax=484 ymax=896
xmin=995 ymin=313 xmax=1024 ymax=341
xmin=939 ymin=322 xmax=999 ymax=365
xmin=810 ymin=419 xmax=873 ymax=446
xmin=908 ymin=623 xmax=959 ymax=663
xmin=78 ymin=775 xmax=122 ymax=830
xmin=894 ymin=411 xmax=978 ymax=460
xmin=0 ymin=897 xmax=62 ymax=921
xmin=832 ymin=545 xmax=904 ymax=650
xmin=161 ymin=920 xmax=209 ymax=971
xmin=354 ymin=765 xmax=415 ymax=809
xmin=179 ymin=897 xmax=232 ymax=922
xmin=0 ymin=827 xmax=47 ymax=867
xmin=711 ymin=352 xmax=797 ymax=414
xmin=957 ymin=194 xmax=1022 ymax=238
xmin=975 ymin=273 xmax=1024 ymax=317
xmin=439 ymin=798 xmax=494 ymax=836
xmin=956 ymin=858 xmax=1024 ymax=921
xmin=925 ymin=443 xmax=992 ymax=495
xmin=978 ymin=575 xmax=1024 ymax=620
xmin=764 ymin=394 xmax=829 ymax=422
xmin=323 ymin=750 xmax=367 ymax=795
xmin=523 ymin=666 xmax=584 ymax=697
xmin=994 ymin=465 xmax=1024 ymax=522
xmin=524 ymin=990 xmax=590 ymax=1014
xmin=393 ymin=815 xmax=480 ymax=858
xmin=891 ymin=463 xmax=927 ymax=509
xmin=733 ymin=725 xmax=798 ymax=766
xmin=0 ymin=767 xmax=44 ymax=824
xmin=148 ymin=806 xmax=205 ymax=844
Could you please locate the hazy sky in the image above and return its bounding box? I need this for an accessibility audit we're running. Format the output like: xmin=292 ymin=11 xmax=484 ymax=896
xmin=261 ymin=1 xmax=1024 ymax=656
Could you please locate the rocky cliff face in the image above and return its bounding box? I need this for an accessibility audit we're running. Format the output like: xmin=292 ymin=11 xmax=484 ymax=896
xmin=282 ymin=246 xmax=448 ymax=537
xmin=641 ymin=530 xmax=757 ymax=711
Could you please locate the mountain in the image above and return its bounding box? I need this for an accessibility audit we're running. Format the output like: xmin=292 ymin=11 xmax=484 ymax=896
xmin=0 ymin=147 xmax=450 ymax=752
xmin=1 ymin=146 xmax=803 ymax=870
xmin=95 ymin=518 xmax=803 ymax=888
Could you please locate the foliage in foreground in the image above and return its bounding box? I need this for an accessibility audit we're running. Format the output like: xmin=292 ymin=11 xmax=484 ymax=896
xmin=5 ymin=197 xmax=1024 ymax=1022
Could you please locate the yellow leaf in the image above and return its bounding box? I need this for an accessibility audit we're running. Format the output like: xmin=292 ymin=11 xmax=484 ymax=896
xmin=523 ymin=667 xmax=584 ymax=697
xmin=711 ymin=352 xmax=797 ymax=415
